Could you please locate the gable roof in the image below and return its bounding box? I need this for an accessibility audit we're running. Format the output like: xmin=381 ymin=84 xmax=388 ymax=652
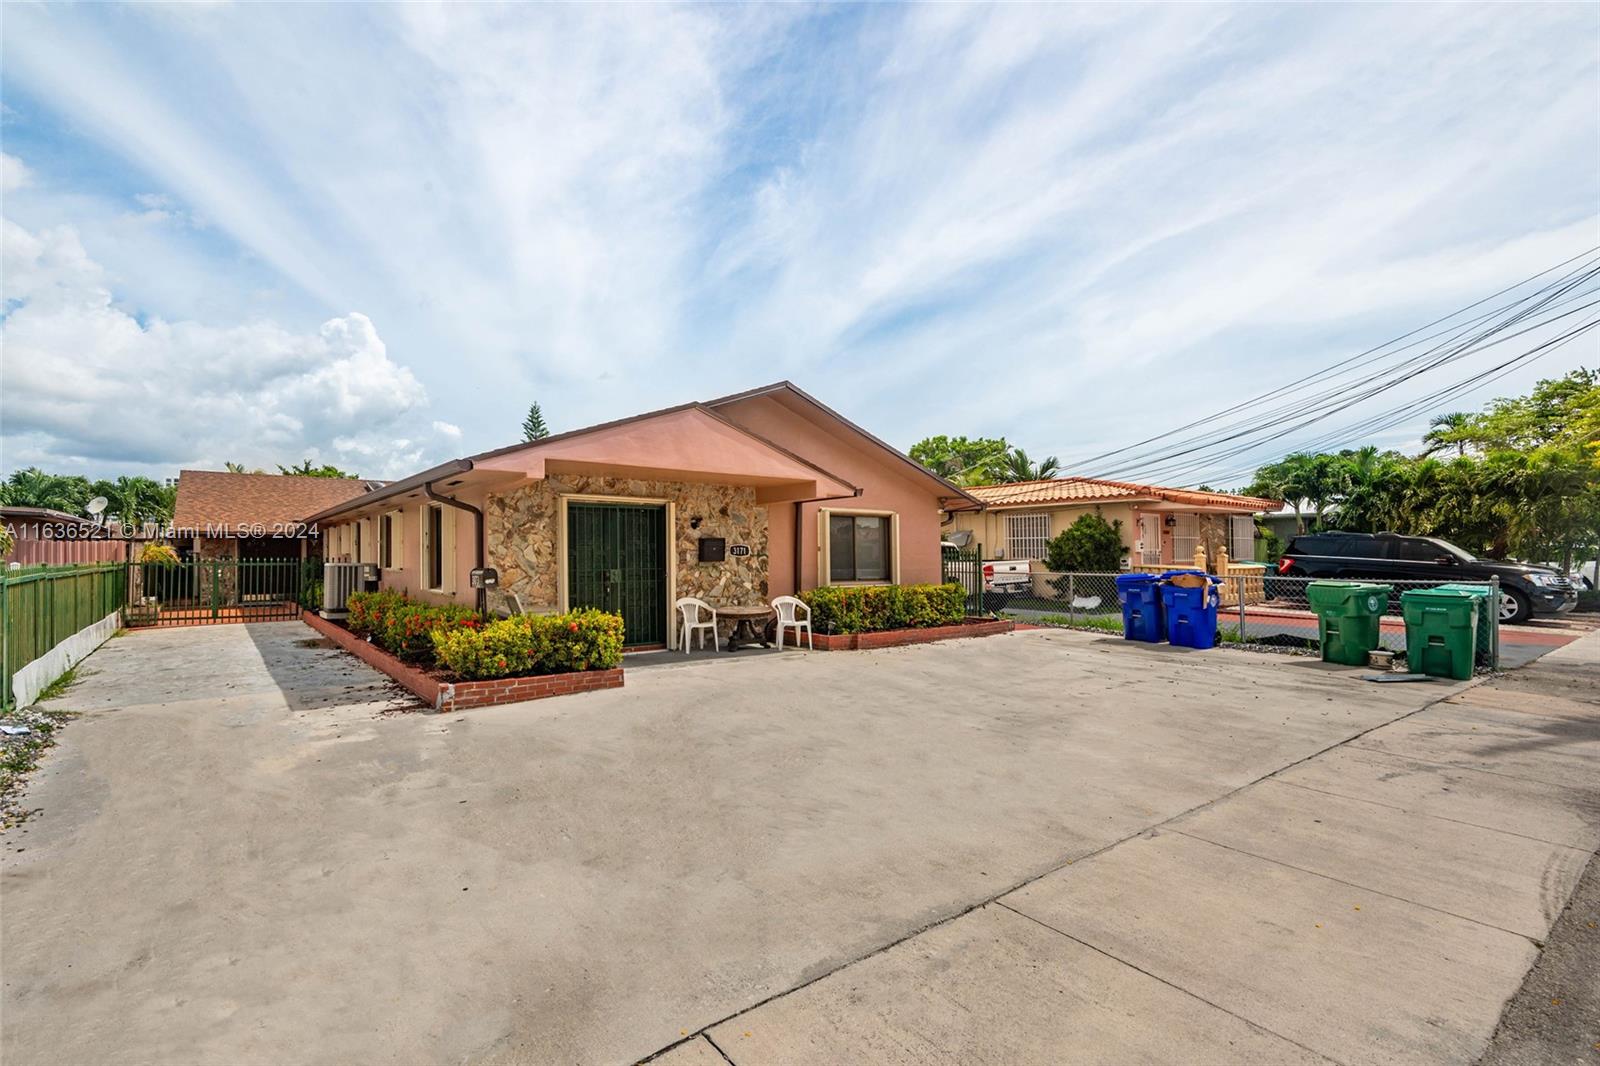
xmin=174 ymin=470 xmax=381 ymax=535
xmin=963 ymin=477 xmax=1278 ymax=511
xmin=704 ymin=381 xmax=984 ymax=510
xmin=304 ymin=381 xmax=981 ymax=524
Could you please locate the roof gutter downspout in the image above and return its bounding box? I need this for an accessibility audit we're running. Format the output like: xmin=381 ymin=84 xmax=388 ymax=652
xmin=794 ymin=487 xmax=862 ymax=595
xmin=424 ymin=477 xmax=486 ymax=618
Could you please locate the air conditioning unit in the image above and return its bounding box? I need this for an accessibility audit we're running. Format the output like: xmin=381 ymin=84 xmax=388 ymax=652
xmin=321 ymin=562 xmax=362 ymax=619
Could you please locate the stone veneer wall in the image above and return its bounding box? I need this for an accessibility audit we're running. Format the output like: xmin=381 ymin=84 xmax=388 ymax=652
xmin=194 ymin=535 xmax=240 ymax=603
xmin=484 ymin=477 xmax=768 ymax=616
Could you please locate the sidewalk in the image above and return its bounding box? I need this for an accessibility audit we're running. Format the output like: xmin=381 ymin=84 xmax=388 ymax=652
xmin=655 ymin=632 xmax=1600 ymax=1066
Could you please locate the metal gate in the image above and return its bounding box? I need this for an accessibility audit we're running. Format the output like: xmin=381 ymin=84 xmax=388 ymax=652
xmin=566 ymin=502 xmax=668 ymax=647
xmin=125 ymin=556 xmax=312 ymax=627
xmin=942 ymin=542 xmax=984 ymax=615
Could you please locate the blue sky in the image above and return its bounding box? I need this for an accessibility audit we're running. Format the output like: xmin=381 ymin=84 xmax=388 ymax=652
xmin=2 ymin=3 xmax=1597 ymax=486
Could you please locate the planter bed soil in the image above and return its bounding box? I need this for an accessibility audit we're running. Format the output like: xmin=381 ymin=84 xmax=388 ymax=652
xmin=300 ymin=610 xmax=623 ymax=712
xmin=810 ymin=617 xmax=1013 ymax=651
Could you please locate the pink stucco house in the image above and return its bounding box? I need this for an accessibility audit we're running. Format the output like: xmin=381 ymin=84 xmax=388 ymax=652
xmin=305 ymin=383 xmax=982 ymax=648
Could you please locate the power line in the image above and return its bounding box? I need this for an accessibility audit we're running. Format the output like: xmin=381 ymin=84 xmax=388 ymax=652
xmin=1076 ymin=253 xmax=1600 ymax=482
xmin=1065 ymin=245 xmax=1600 ymax=474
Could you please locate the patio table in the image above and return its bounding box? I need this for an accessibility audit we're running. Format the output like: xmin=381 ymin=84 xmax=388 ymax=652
xmin=718 ymin=604 xmax=775 ymax=650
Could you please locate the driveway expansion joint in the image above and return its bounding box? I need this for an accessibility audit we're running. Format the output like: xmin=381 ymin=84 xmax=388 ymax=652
xmin=1268 ymin=777 xmax=1599 ymax=851
xmin=1166 ymin=828 xmax=1544 ymax=945
xmin=992 ymin=900 xmax=1347 ymax=1066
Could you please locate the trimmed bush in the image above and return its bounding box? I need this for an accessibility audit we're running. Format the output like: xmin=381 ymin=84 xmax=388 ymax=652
xmin=377 ymin=602 xmax=481 ymax=662
xmin=346 ymin=589 xmax=407 ymax=635
xmin=431 ymin=608 xmax=624 ymax=679
xmin=799 ymin=583 xmax=966 ymax=635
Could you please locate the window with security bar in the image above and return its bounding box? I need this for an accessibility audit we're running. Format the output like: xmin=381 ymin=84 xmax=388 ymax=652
xmin=1228 ymin=515 xmax=1256 ymax=562
xmin=1171 ymin=513 xmax=1199 ymax=564
xmin=1006 ymin=513 xmax=1050 ymax=560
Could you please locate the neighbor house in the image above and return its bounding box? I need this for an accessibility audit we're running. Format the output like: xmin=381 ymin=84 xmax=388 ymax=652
xmin=944 ymin=477 xmax=1278 ymax=570
xmin=172 ymin=470 xmax=383 ymax=566
xmin=1 ymin=506 xmax=129 ymax=567
xmin=304 ymin=383 xmax=983 ymax=648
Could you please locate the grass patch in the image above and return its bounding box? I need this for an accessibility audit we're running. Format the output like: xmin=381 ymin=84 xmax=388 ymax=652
xmin=36 ymin=665 xmax=80 ymax=703
xmin=1016 ymin=612 xmax=1125 ymax=635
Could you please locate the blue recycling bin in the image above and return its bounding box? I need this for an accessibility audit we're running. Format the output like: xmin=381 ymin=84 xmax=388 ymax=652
xmin=1160 ymin=570 xmax=1223 ymax=649
xmin=1115 ymin=573 xmax=1165 ymax=643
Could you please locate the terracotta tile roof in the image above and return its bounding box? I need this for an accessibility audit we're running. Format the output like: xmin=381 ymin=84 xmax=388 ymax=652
xmin=173 ymin=470 xmax=381 ymax=535
xmin=963 ymin=477 xmax=1279 ymax=511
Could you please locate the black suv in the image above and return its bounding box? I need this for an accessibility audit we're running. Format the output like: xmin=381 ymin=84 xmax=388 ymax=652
xmin=1277 ymin=531 xmax=1577 ymax=624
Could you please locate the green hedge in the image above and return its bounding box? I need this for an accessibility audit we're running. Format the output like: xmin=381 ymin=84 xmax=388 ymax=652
xmin=345 ymin=590 xmax=481 ymax=664
xmin=798 ymin=583 xmax=967 ymax=635
xmin=431 ymin=609 xmax=624 ymax=679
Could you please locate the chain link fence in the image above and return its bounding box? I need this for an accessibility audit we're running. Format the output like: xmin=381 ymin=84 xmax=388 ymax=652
xmin=993 ymin=570 xmax=1501 ymax=667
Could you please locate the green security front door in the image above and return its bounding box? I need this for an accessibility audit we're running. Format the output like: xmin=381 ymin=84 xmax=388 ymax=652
xmin=566 ymin=502 xmax=668 ymax=647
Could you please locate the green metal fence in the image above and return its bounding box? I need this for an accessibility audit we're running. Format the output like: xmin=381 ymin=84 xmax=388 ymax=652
xmin=941 ymin=543 xmax=984 ymax=615
xmin=2 ymin=562 xmax=127 ymax=710
xmin=125 ymin=557 xmax=312 ymax=628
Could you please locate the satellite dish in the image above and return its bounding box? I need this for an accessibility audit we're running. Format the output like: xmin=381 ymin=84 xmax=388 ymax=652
xmin=86 ymin=497 xmax=108 ymax=516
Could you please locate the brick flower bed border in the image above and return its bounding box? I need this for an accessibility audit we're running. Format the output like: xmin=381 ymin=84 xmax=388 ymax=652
xmin=809 ymin=617 xmax=1014 ymax=651
xmin=299 ymin=610 xmax=623 ymax=712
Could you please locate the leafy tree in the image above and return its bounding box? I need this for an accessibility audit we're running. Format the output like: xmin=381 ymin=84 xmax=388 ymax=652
xmin=0 ymin=468 xmax=93 ymax=513
xmin=277 ymin=461 xmax=358 ymax=478
xmin=88 ymin=476 xmax=176 ymax=526
xmin=1421 ymin=412 xmax=1472 ymax=457
xmin=908 ymin=435 xmax=1012 ymax=485
xmin=522 ymin=402 xmax=551 ymax=442
xmin=224 ymin=461 xmax=267 ymax=474
xmin=1242 ymin=369 xmax=1600 ymax=567
xmin=1044 ymin=513 xmax=1126 ymax=572
xmin=999 ymin=447 xmax=1061 ymax=483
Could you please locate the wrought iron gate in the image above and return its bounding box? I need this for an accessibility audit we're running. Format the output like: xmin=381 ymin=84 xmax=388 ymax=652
xmin=942 ymin=542 xmax=983 ymax=615
xmin=566 ymin=502 xmax=668 ymax=647
xmin=125 ymin=556 xmax=313 ymax=627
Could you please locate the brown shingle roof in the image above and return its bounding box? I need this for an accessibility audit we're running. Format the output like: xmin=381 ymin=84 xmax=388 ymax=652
xmin=963 ymin=477 xmax=1279 ymax=511
xmin=173 ymin=470 xmax=379 ymax=535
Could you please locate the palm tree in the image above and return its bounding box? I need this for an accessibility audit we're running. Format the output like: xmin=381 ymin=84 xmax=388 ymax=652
xmin=998 ymin=448 xmax=1061 ymax=483
xmin=1 ymin=468 xmax=92 ymax=513
xmin=1422 ymin=412 xmax=1472 ymax=457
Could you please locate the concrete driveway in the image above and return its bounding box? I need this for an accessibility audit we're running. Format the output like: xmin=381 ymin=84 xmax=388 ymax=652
xmin=2 ymin=622 xmax=1592 ymax=1064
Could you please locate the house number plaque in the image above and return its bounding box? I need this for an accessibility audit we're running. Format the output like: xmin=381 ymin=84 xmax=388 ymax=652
xmin=729 ymin=544 xmax=751 ymax=557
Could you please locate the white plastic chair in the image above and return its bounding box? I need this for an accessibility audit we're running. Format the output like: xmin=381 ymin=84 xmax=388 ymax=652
xmin=675 ymin=596 xmax=719 ymax=654
xmin=771 ymin=595 xmax=812 ymax=650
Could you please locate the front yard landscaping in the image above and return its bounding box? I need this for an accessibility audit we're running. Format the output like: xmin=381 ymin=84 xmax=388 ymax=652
xmin=311 ymin=591 xmax=626 ymax=711
xmin=797 ymin=581 xmax=1012 ymax=648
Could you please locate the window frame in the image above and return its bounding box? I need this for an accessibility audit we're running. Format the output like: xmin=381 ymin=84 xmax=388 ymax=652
xmin=422 ymin=504 xmax=451 ymax=593
xmin=819 ymin=508 xmax=899 ymax=585
xmin=1005 ymin=512 xmax=1050 ymax=562
xmin=1227 ymin=515 xmax=1255 ymax=562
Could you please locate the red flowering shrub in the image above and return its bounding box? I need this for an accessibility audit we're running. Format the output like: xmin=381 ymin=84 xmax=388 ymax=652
xmin=376 ymin=602 xmax=480 ymax=662
xmin=346 ymin=590 xmax=406 ymax=635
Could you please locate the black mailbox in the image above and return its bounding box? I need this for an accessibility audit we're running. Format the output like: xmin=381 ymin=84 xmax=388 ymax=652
xmin=469 ymin=567 xmax=499 ymax=589
xmin=698 ymin=537 xmax=726 ymax=562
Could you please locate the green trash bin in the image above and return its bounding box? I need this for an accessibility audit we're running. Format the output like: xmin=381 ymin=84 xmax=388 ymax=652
xmin=1402 ymin=589 xmax=1479 ymax=680
xmin=1307 ymin=581 xmax=1393 ymax=666
xmin=1434 ymin=583 xmax=1498 ymax=668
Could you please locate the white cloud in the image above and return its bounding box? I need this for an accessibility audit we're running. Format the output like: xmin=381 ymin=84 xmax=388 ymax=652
xmin=1 ymin=3 xmax=1596 ymax=486
xmin=0 ymin=219 xmax=444 ymax=479
xmin=431 ymin=420 xmax=462 ymax=440
xmin=1 ymin=153 xmax=31 ymax=193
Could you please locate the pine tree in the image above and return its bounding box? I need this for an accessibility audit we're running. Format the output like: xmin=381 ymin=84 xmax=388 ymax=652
xmin=522 ymin=402 xmax=551 ymax=441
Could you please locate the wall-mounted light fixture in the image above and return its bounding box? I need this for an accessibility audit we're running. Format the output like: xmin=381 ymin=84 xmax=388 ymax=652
xmin=689 ymin=516 xmax=703 ymax=530
xmin=1164 ymin=515 xmax=1177 ymax=528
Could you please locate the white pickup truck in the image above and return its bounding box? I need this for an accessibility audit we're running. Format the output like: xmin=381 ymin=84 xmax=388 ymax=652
xmin=980 ymin=557 xmax=1033 ymax=602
